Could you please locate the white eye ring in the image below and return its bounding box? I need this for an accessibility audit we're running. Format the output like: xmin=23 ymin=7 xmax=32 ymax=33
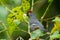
xmin=32 ymin=24 xmax=36 ymax=25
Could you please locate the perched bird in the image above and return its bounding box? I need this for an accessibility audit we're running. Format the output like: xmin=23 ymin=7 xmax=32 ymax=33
xmin=27 ymin=10 xmax=47 ymax=32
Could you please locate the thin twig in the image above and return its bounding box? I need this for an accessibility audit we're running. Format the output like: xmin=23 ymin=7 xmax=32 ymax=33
xmin=17 ymin=27 xmax=29 ymax=34
xmin=40 ymin=14 xmax=60 ymax=21
xmin=23 ymin=14 xmax=31 ymax=35
xmin=28 ymin=22 xmax=31 ymax=35
xmin=31 ymin=0 xmax=34 ymax=11
xmin=0 ymin=29 xmax=7 ymax=33
xmin=2 ymin=23 xmax=11 ymax=40
xmin=41 ymin=1 xmax=53 ymax=20
xmin=0 ymin=20 xmax=12 ymax=40
xmin=0 ymin=1 xmax=13 ymax=40
xmin=45 ymin=36 xmax=50 ymax=40
xmin=0 ymin=1 xmax=19 ymax=14
xmin=0 ymin=21 xmax=7 ymax=33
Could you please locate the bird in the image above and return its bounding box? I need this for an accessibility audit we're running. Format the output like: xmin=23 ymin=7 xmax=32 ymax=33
xmin=26 ymin=10 xmax=47 ymax=32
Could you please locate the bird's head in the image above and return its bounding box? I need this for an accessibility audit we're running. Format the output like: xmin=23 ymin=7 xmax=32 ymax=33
xmin=26 ymin=10 xmax=33 ymax=17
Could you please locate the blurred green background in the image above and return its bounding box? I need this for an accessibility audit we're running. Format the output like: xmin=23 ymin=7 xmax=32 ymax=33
xmin=0 ymin=0 xmax=60 ymax=40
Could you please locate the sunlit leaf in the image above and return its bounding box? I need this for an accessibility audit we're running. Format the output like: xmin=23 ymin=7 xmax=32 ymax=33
xmin=13 ymin=20 xmax=20 ymax=25
xmin=53 ymin=17 xmax=60 ymax=22
xmin=51 ymin=17 xmax=60 ymax=33
xmin=50 ymin=31 xmax=60 ymax=39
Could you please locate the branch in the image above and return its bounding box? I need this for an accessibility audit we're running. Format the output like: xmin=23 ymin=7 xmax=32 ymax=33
xmin=31 ymin=0 xmax=34 ymax=11
xmin=16 ymin=27 xmax=29 ymax=34
xmin=0 ymin=20 xmax=12 ymax=40
xmin=40 ymin=14 xmax=60 ymax=21
xmin=41 ymin=1 xmax=53 ymax=20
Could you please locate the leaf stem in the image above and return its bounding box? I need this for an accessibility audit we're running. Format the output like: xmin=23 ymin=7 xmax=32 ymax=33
xmin=0 ymin=1 xmax=18 ymax=14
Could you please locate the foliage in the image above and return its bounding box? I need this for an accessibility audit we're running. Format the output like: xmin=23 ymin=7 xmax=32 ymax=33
xmin=0 ymin=0 xmax=60 ymax=40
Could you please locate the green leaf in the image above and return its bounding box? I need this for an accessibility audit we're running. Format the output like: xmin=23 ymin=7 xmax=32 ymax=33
xmin=0 ymin=5 xmax=8 ymax=40
xmin=50 ymin=34 xmax=60 ymax=39
xmin=53 ymin=17 xmax=60 ymax=22
xmin=50 ymin=31 xmax=60 ymax=39
xmin=8 ymin=25 xmax=16 ymax=36
xmin=52 ymin=31 xmax=59 ymax=35
xmin=13 ymin=20 xmax=20 ymax=25
xmin=31 ymin=29 xmax=44 ymax=39
xmin=12 ymin=22 xmax=29 ymax=40
xmin=0 ymin=5 xmax=8 ymax=23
